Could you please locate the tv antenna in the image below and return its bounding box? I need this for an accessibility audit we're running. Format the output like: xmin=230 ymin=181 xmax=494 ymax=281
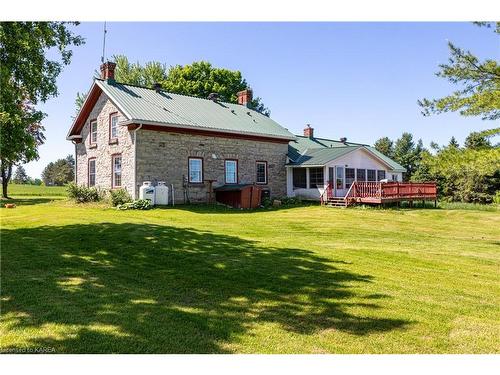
xmin=101 ymin=22 xmax=107 ymax=63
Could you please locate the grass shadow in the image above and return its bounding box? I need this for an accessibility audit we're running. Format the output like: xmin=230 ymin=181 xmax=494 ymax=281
xmin=1 ymin=223 xmax=409 ymax=353
xmin=0 ymin=197 xmax=62 ymax=208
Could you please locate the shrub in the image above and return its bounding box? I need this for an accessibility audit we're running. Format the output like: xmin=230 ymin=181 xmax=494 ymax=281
xmin=67 ymin=183 xmax=103 ymax=203
xmin=117 ymin=199 xmax=152 ymax=210
xmin=109 ymin=188 xmax=132 ymax=207
xmin=493 ymin=191 xmax=500 ymax=205
xmin=280 ymin=196 xmax=303 ymax=206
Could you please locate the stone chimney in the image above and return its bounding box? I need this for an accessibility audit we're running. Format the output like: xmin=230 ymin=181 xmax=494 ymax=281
xmin=304 ymin=124 xmax=314 ymax=139
xmin=237 ymin=89 xmax=253 ymax=107
xmin=100 ymin=61 xmax=116 ymax=82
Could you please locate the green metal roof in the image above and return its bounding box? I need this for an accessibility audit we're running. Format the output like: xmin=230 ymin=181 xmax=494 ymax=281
xmin=288 ymin=135 xmax=406 ymax=172
xmin=288 ymin=135 xmax=367 ymax=161
xmin=96 ymin=79 xmax=295 ymax=140
xmin=365 ymin=146 xmax=406 ymax=172
xmin=289 ymin=146 xmax=360 ymax=166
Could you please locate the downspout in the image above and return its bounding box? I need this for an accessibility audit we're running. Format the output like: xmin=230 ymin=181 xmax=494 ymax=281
xmin=133 ymin=124 xmax=143 ymax=199
xmin=72 ymin=140 xmax=77 ymax=185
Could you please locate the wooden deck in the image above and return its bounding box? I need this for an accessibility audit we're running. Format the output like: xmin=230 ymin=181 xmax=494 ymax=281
xmin=321 ymin=181 xmax=437 ymax=207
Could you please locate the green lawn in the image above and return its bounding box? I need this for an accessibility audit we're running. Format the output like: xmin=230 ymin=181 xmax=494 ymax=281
xmin=1 ymin=186 xmax=499 ymax=353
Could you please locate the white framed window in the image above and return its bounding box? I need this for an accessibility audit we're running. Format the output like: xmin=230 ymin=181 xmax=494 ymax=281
xmin=391 ymin=174 xmax=398 ymax=181
xmin=256 ymin=161 xmax=267 ymax=184
xmin=88 ymin=158 xmax=96 ymax=187
xmin=188 ymin=157 xmax=203 ymax=183
xmin=225 ymin=160 xmax=238 ymax=184
xmin=112 ymin=154 xmax=122 ymax=188
xmin=377 ymin=170 xmax=386 ymax=181
xmin=90 ymin=120 xmax=97 ymax=144
xmin=356 ymin=168 xmax=366 ymax=182
xmin=367 ymin=169 xmax=376 ymax=182
xmin=345 ymin=168 xmax=355 ymax=189
xmin=110 ymin=113 xmax=119 ymax=140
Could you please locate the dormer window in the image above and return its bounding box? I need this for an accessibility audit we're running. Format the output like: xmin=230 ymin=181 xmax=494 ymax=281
xmin=109 ymin=113 xmax=119 ymax=141
xmin=90 ymin=120 xmax=97 ymax=145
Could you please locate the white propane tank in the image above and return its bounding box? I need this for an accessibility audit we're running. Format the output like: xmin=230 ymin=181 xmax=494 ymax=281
xmin=139 ymin=181 xmax=155 ymax=205
xmin=155 ymin=181 xmax=169 ymax=205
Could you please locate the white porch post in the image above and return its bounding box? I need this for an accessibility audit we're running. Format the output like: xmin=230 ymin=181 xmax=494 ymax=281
xmin=306 ymin=167 xmax=310 ymax=189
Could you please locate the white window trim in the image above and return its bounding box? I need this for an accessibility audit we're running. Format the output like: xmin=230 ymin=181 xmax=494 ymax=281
xmin=110 ymin=114 xmax=119 ymax=140
xmin=112 ymin=154 xmax=122 ymax=188
xmin=225 ymin=160 xmax=238 ymax=184
xmin=90 ymin=120 xmax=98 ymax=144
xmin=256 ymin=161 xmax=267 ymax=184
xmin=188 ymin=157 xmax=203 ymax=183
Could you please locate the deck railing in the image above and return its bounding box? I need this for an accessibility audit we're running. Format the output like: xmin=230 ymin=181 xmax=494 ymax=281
xmin=345 ymin=181 xmax=437 ymax=202
xmin=322 ymin=181 xmax=437 ymax=205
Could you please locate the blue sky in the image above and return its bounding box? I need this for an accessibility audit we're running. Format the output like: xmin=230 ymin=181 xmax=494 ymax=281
xmin=26 ymin=22 xmax=498 ymax=178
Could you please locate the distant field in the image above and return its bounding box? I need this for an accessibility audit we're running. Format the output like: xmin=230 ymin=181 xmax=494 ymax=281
xmin=7 ymin=183 xmax=67 ymax=197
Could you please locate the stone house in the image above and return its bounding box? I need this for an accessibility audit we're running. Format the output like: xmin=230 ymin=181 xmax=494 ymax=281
xmin=68 ymin=62 xmax=406 ymax=204
xmin=67 ymin=62 xmax=295 ymax=203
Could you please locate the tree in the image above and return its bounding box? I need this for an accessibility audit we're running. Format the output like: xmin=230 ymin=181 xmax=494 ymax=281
xmin=418 ymin=22 xmax=500 ymax=122
xmin=393 ymin=132 xmax=425 ymax=181
xmin=41 ymin=155 xmax=74 ymax=186
xmin=448 ymin=136 xmax=460 ymax=148
xmin=163 ymin=61 xmax=270 ymax=116
xmin=374 ymin=137 xmax=394 ymax=158
xmin=464 ymin=131 xmax=493 ymax=150
xmin=415 ymin=145 xmax=500 ymax=203
xmin=76 ymin=58 xmax=271 ymax=117
xmin=12 ymin=165 xmax=29 ymax=184
xmin=0 ymin=22 xmax=84 ymax=198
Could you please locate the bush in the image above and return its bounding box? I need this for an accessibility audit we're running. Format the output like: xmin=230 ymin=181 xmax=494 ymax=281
xmin=109 ymin=188 xmax=132 ymax=207
xmin=117 ymin=199 xmax=152 ymax=210
xmin=493 ymin=191 xmax=500 ymax=205
xmin=280 ymin=196 xmax=303 ymax=206
xmin=67 ymin=183 xmax=103 ymax=203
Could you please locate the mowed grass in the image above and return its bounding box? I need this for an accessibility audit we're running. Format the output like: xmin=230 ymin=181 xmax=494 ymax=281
xmin=1 ymin=186 xmax=499 ymax=353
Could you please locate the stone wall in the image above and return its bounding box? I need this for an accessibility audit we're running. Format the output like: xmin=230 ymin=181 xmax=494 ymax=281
xmin=75 ymin=92 xmax=135 ymax=195
xmin=135 ymin=129 xmax=289 ymax=203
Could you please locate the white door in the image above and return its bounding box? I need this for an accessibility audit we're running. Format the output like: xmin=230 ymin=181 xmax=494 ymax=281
xmin=334 ymin=166 xmax=346 ymax=197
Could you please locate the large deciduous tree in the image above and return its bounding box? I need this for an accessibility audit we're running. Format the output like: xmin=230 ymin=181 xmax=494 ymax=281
xmin=75 ymin=57 xmax=270 ymax=116
xmin=0 ymin=22 xmax=84 ymax=198
xmin=418 ymin=22 xmax=500 ymax=122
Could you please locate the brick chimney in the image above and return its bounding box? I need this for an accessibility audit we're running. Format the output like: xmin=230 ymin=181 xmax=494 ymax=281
xmin=304 ymin=124 xmax=314 ymax=139
xmin=237 ymin=89 xmax=253 ymax=107
xmin=100 ymin=61 xmax=116 ymax=82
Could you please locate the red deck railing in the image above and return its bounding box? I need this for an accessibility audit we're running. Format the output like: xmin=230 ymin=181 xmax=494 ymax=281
xmin=322 ymin=181 xmax=437 ymax=206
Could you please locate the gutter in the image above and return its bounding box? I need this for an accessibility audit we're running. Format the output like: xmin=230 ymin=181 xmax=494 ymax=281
xmin=119 ymin=119 xmax=296 ymax=142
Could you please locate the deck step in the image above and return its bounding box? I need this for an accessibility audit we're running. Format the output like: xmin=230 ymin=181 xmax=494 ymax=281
xmin=324 ymin=198 xmax=347 ymax=208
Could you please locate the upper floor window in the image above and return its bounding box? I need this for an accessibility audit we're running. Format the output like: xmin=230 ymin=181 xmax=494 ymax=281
xmin=88 ymin=158 xmax=96 ymax=187
xmin=90 ymin=120 xmax=97 ymax=144
xmin=112 ymin=154 xmax=122 ymax=188
xmin=188 ymin=157 xmax=203 ymax=183
xmin=109 ymin=113 xmax=119 ymax=141
xmin=225 ymin=160 xmax=238 ymax=184
xmin=256 ymin=161 xmax=267 ymax=184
